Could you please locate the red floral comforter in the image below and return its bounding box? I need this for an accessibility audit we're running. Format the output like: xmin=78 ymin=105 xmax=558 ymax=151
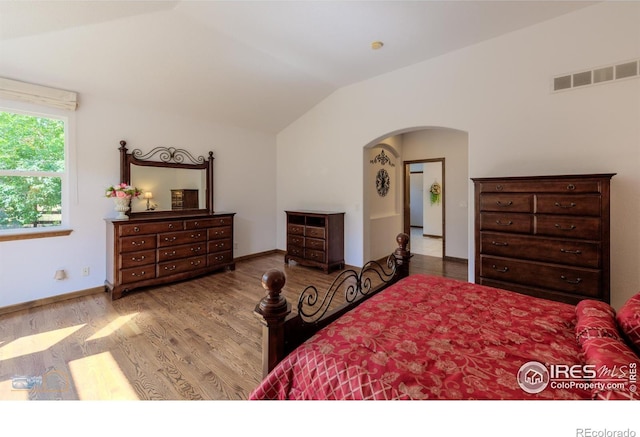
xmin=250 ymin=274 xmax=594 ymax=400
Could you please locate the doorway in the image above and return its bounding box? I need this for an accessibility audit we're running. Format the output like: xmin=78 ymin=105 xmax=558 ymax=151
xmin=403 ymin=158 xmax=445 ymax=258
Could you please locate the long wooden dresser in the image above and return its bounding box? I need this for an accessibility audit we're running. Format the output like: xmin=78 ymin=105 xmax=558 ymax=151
xmin=472 ymin=174 xmax=614 ymax=304
xmin=106 ymin=213 xmax=235 ymax=299
xmin=285 ymin=210 xmax=345 ymax=273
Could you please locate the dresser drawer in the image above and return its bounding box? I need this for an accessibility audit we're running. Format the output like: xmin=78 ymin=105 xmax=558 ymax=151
xmin=535 ymin=216 xmax=601 ymax=240
xmin=305 ymin=237 xmax=325 ymax=251
xmin=119 ymin=221 xmax=183 ymax=236
xmin=478 ymin=180 xmax=602 ymax=194
xmin=287 ymin=235 xmax=304 ymax=247
xmin=119 ymin=249 xmax=156 ymax=269
xmin=158 ymin=230 xmax=206 ymax=247
xmin=185 ymin=216 xmax=232 ymax=230
xmin=209 ymin=226 xmax=232 ymax=240
xmin=120 ymin=265 xmax=155 ymax=284
xmin=208 ymin=239 xmax=232 ymax=253
xmin=480 ymin=232 xmax=600 ymax=268
xmin=305 ymin=226 xmax=326 ymax=239
xmin=535 ymin=194 xmax=601 ymax=216
xmin=480 ymin=256 xmax=600 ymax=298
xmin=208 ymin=251 xmax=233 ymax=267
xmin=120 ymin=235 xmax=157 ymax=253
xmin=480 ymin=213 xmax=533 ymax=234
xmin=288 ymin=245 xmax=304 ymax=258
xmin=158 ymin=242 xmax=205 ymax=262
xmin=479 ymin=194 xmax=533 ymax=213
xmin=288 ymin=224 xmax=305 ymax=235
xmin=158 ymin=255 xmax=207 ymax=277
xmin=305 ymin=248 xmax=325 ymax=262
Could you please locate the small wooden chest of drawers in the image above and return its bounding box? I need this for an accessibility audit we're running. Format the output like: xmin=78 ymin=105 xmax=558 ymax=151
xmin=106 ymin=213 xmax=235 ymax=299
xmin=472 ymin=174 xmax=614 ymax=305
xmin=285 ymin=210 xmax=345 ymax=273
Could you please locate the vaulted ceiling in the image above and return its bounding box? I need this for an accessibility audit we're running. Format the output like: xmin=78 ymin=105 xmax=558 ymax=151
xmin=0 ymin=1 xmax=596 ymax=133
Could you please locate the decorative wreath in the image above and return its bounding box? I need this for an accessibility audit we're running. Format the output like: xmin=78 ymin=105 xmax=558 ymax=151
xmin=429 ymin=182 xmax=442 ymax=205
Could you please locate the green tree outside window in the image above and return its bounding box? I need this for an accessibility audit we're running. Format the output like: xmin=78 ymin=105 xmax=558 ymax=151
xmin=0 ymin=111 xmax=65 ymax=229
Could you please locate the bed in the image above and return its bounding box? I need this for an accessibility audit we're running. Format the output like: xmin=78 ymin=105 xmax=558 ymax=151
xmin=251 ymin=233 xmax=640 ymax=400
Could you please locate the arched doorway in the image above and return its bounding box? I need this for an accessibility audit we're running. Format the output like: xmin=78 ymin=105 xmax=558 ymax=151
xmin=363 ymin=127 xmax=469 ymax=264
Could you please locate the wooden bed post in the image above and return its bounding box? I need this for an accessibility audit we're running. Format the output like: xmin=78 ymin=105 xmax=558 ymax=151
xmin=254 ymin=269 xmax=291 ymax=377
xmin=393 ymin=232 xmax=411 ymax=280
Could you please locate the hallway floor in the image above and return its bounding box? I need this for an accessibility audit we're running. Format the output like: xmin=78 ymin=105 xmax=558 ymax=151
xmin=410 ymin=227 xmax=442 ymax=257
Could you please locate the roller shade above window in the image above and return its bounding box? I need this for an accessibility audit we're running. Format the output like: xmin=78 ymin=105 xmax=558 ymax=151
xmin=0 ymin=77 xmax=77 ymax=110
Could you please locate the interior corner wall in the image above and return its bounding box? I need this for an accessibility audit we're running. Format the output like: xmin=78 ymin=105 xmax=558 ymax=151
xmin=276 ymin=2 xmax=640 ymax=309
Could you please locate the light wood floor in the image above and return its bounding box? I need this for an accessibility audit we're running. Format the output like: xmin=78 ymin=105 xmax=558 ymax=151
xmin=0 ymin=252 xmax=467 ymax=400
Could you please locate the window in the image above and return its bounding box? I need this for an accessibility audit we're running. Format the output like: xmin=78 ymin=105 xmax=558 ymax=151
xmin=0 ymin=107 xmax=69 ymax=234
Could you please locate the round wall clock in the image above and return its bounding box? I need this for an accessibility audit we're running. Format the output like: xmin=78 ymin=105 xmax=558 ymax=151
xmin=375 ymin=168 xmax=390 ymax=197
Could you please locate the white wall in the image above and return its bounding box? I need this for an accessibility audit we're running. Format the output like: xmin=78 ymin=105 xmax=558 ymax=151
xmin=366 ymin=142 xmax=401 ymax=260
xmin=0 ymin=94 xmax=277 ymax=308
xmin=422 ymin=161 xmax=443 ymax=238
xmin=276 ymin=2 xmax=640 ymax=309
xmin=409 ymin=168 xmax=424 ymax=227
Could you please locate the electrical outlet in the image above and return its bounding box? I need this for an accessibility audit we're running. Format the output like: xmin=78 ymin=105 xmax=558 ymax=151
xmin=82 ymin=267 xmax=90 ymax=276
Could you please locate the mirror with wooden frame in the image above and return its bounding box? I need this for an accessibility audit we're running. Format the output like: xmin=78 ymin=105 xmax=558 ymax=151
xmin=119 ymin=140 xmax=214 ymax=218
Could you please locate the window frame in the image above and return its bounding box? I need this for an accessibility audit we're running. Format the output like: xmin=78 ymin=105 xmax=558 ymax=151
xmin=0 ymin=99 xmax=75 ymax=240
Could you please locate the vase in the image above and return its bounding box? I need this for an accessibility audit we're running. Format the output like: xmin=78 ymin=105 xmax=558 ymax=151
xmin=112 ymin=197 xmax=131 ymax=220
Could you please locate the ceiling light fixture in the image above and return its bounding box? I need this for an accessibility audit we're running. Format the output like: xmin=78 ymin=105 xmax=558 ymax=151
xmin=371 ymin=41 xmax=384 ymax=50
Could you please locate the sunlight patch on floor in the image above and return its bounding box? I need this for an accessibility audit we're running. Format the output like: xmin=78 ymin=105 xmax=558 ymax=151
xmin=0 ymin=324 xmax=85 ymax=361
xmin=69 ymin=351 xmax=139 ymax=400
xmin=86 ymin=312 xmax=139 ymax=341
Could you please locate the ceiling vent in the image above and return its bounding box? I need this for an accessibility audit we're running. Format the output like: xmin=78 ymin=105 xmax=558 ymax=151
xmin=552 ymin=59 xmax=639 ymax=92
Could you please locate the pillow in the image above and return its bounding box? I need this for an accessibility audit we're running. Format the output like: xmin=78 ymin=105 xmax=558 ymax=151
xmin=616 ymin=292 xmax=640 ymax=355
xmin=575 ymin=299 xmax=622 ymax=346
xmin=580 ymin=335 xmax=639 ymax=400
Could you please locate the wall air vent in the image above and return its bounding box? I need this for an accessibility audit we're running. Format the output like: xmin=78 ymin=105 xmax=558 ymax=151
xmin=552 ymin=59 xmax=639 ymax=92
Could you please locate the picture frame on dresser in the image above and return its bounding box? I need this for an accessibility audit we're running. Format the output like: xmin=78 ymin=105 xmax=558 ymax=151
xmin=471 ymin=173 xmax=615 ymax=305
xmin=105 ymin=141 xmax=235 ymax=300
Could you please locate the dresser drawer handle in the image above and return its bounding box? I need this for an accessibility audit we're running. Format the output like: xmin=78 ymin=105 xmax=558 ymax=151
xmin=491 ymin=241 xmax=509 ymax=246
xmin=491 ymin=265 xmax=509 ymax=273
xmin=554 ymin=224 xmax=576 ymax=231
xmin=560 ymin=275 xmax=582 ymax=285
xmin=566 ymin=184 xmax=576 ymax=191
xmin=495 ymin=201 xmax=513 ymax=207
xmin=214 ymin=243 xmax=225 ymax=249
xmin=554 ymin=202 xmax=576 ymax=209
xmin=132 ymin=240 xmax=146 ymax=246
xmin=133 ymin=226 xmax=140 ymax=233
xmin=163 ymin=250 xmax=177 ymax=257
xmin=164 ymin=265 xmax=177 ymax=271
xmin=131 ymin=255 xmax=146 ymax=262
xmin=495 ymin=220 xmax=513 ymax=226
xmin=191 ymin=260 xmax=202 ymax=267
xmin=168 ymin=223 xmax=174 ymax=229
xmin=191 ymin=246 xmax=202 ymax=252
xmin=495 ymin=184 xmax=503 ymax=191
xmin=164 ymin=236 xmax=177 ymax=242
xmin=190 ymin=233 xmax=202 ymax=238
xmin=560 ymin=248 xmax=582 ymax=255
xmin=131 ymin=271 xmax=146 ymax=277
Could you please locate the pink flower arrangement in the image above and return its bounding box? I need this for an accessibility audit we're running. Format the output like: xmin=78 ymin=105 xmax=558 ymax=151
xmin=105 ymin=183 xmax=142 ymax=199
